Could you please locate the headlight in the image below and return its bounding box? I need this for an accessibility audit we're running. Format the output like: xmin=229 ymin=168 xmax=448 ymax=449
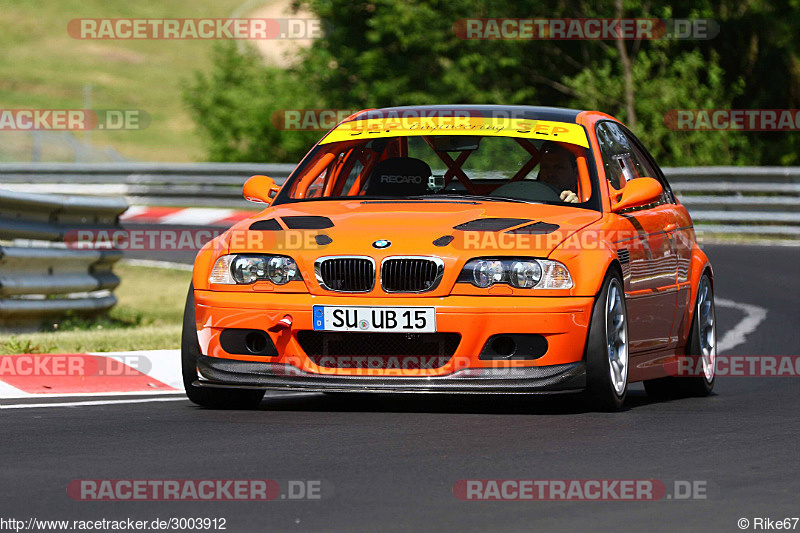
xmin=209 ymin=254 xmax=302 ymax=285
xmin=458 ymin=258 xmax=572 ymax=289
xmin=509 ymin=260 xmax=542 ymax=288
xmin=472 ymin=260 xmax=505 ymax=288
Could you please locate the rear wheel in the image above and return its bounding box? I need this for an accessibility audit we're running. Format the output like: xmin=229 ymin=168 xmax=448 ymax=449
xmin=584 ymin=270 xmax=629 ymax=412
xmin=182 ymin=284 xmax=265 ymax=409
xmin=644 ymin=273 xmax=716 ymax=399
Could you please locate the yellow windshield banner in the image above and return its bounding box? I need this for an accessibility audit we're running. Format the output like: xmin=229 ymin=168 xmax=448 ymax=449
xmin=320 ymin=117 xmax=589 ymax=148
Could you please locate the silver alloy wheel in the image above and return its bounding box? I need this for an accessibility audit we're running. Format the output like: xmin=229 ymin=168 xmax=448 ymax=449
xmin=605 ymin=278 xmax=628 ymax=396
xmin=696 ymin=276 xmax=716 ymax=382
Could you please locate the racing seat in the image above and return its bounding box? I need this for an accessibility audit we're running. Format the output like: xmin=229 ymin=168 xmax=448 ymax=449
xmin=365 ymin=157 xmax=432 ymax=197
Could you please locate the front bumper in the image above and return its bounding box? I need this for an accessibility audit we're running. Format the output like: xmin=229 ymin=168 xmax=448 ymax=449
xmin=196 ymin=356 xmax=586 ymax=393
xmin=193 ymin=290 xmax=595 ymax=388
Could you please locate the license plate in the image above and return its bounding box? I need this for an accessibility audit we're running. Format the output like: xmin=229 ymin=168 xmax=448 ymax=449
xmin=312 ymin=305 xmax=436 ymax=333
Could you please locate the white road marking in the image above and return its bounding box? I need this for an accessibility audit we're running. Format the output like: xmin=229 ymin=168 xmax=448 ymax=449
xmin=0 ymin=380 xmax=26 ymax=397
xmin=0 ymin=390 xmax=185 ymax=400
xmin=159 ymin=208 xmax=235 ymax=226
xmin=715 ymin=298 xmax=768 ymax=353
xmin=0 ymin=397 xmax=188 ymax=410
xmin=1 ymin=392 xmax=318 ymax=409
xmin=0 ymin=351 xmax=182 ymax=400
xmin=118 ymin=205 xmax=149 ymax=219
xmin=93 ymin=349 xmax=183 ymax=390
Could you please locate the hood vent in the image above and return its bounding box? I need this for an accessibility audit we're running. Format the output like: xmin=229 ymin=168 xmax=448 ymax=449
xmin=432 ymin=235 xmax=454 ymax=247
xmin=315 ymin=234 xmax=333 ymax=246
xmin=506 ymin=221 xmax=560 ymax=235
xmin=281 ymin=216 xmax=334 ymax=229
xmin=453 ymin=218 xmax=531 ymax=232
xmin=249 ymin=219 xmax=282 ymax=231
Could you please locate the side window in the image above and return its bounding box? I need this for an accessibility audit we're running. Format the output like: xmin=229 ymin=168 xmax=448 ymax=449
xmin=595 ymin=121 xmax=633 ymax=189
xmin=619 ymin=127 xmax=675 ymax=204
xmin=305 ymin=168 xmax=328 ymax=198
xmin=596 ymin=121 xmax=673 ymax=205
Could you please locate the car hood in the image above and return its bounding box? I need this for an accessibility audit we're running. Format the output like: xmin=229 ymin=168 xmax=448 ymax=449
xmin=227 ymin=199 xmax=601 ymax=258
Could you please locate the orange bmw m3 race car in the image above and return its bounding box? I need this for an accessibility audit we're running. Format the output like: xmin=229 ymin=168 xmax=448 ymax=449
xmin=182 ymin=105 xmax=716 ymax=411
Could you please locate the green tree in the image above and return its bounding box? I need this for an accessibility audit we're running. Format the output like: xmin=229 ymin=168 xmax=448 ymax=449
xmin=184 ymin=0 xmax=799 ymax=165
xmin=563 ymin=43 xmax=751 ymax=165
xmin=184 ymin=43 xmax=322 ymax=162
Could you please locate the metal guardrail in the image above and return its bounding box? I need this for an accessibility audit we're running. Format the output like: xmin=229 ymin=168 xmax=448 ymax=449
xmin=663 ymin=167 xmax=800 ymax=237
xmin=0 ymin=163 xmax=295 ymax=208
xmin=0 ymin=164 xmax=796 ymax=237
xmin=0 ymin=188 xmax=127 ymax=330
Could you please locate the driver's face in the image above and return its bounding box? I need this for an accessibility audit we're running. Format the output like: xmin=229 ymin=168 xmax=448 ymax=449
xmin=539 ymin=152 xmax=577 ymax=191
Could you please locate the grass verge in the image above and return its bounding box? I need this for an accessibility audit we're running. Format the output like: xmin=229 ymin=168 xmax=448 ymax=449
xmin=0 ymin=0 xmax=249 ymax=161
xmin=0 ymin=263 xmax=192 ymax=354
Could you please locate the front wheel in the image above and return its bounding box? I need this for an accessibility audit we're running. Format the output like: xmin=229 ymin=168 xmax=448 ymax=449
xmin=182 ymin=284 xmax=265 ymax=409
xmin=584 ymin=270 xmax=629 ymax=411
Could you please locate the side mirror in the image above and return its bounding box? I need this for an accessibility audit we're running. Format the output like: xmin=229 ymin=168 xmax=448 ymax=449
xmin=243 ymin=175 xmax=281 ymax=204
xmin=611 ymin=177 xmax=663 ymax=212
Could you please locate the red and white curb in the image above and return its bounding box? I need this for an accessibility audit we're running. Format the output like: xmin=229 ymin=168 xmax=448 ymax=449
xmin=121 ymin=207 xmax=256 ymax=227
xmin=0 ymin=350 xmax=182 ymax=399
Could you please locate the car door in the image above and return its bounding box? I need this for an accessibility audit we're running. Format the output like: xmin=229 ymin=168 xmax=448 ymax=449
xmin=595 ymin=121 xmax=678 ymax=353
xmin=618 ymin=126 xmax=689 ymax=350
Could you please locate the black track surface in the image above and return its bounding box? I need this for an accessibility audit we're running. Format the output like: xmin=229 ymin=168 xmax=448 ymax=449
xmin=1 ymin=244 xmax=797 ymax=532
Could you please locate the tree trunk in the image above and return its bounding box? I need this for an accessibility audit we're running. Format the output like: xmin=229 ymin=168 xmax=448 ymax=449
xmin=615 ymin=0 xmax=637 ymax=131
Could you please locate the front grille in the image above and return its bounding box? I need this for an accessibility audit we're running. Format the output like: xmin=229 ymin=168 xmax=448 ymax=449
xmin=381 ymin=257 xmax=443 ymax=292
xmin=297 ymin=331 xmax=460 ymax=369
xmin=315 ymin=256 xmax=375 ymax=292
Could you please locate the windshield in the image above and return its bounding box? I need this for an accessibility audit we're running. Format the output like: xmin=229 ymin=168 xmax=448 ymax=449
xmin=274 ymin=118 xmax=599 ymax=210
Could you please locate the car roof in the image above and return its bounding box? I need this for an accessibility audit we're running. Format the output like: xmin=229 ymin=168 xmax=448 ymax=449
xmin=347 ymin=105 xmax=584 ymax=123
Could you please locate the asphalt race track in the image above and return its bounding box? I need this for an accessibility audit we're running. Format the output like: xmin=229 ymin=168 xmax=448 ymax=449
xmin=1 ymin=243 xmax=797 ymax=532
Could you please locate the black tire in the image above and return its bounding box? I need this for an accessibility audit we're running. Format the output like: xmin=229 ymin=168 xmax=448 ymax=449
xmin=182 ymin=284 xmax=265 ymax=409
xmin=584 ymin=269 xmax=629 ymax=412
xmin=644 ymin=272 xmax=715 ymax=399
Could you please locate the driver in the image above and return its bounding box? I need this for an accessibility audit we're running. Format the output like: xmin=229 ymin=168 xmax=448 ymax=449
xmin=538 ymin=141 xmax=579 ymax=203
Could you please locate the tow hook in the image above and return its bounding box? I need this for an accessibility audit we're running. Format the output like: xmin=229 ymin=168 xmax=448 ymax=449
xmin=268 ymin=314 xmax=293 ymax=332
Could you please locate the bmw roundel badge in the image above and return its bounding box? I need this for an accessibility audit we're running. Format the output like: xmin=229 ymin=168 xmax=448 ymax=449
xmin=372 ymin=239 xmax=391 ymax=249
